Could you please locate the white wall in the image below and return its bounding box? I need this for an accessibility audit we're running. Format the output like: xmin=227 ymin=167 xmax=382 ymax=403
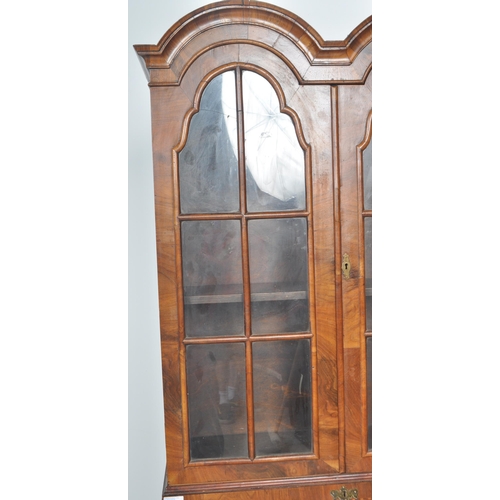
xmin=128 ymin=2 xmax=371 ymax=499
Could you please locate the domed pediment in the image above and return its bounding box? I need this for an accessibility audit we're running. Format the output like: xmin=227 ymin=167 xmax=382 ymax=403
xmin=134 ymin=0 xmax=371 ymax=85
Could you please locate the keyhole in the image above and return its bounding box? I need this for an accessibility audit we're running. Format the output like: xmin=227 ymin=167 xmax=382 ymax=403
xmin=342 ymin=253 xmax=350 ymax=279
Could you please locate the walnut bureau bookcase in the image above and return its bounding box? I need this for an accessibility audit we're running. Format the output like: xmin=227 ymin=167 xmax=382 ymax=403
xmin=134 ymin=1 xmax=372 ymax=498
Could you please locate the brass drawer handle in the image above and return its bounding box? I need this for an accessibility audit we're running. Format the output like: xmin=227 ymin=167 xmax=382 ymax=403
xmin=331 ymin=486 xmax=358 ymax=499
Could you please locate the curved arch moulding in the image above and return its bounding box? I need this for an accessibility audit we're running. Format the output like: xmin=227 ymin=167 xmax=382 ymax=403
xmin=134 ymin=0 xmax=372 ymax=86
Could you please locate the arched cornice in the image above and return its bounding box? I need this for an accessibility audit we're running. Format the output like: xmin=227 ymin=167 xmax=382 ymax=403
xmin=134 ymin=0 xmax=372 ymax=85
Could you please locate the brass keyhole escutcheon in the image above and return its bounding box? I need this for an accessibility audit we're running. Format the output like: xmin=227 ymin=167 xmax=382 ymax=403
xmin=331 ymin=486 xmax=358 ymax=499
xmin=342 ymin=253 xmax=351 ymax=279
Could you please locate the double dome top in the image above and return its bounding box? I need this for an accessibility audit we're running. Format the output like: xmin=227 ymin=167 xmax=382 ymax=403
xmin=134 ymin=0 xmax=371 ymax=85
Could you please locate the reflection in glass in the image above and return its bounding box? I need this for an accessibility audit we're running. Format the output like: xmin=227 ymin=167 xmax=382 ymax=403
xmin=364 ymin=217 xmax=372 ymax=332
xmin=253 ymin=340 xmax=312 ymax=457
xmin=366 ymin=336 xmax=372 ymax=452
xmin=182 ymin=220 xmax=244 ymax=337
xmin=363 ymin=138 xmax=372 ymax=210
xmin=240 ymin=71 xmax=305 ymax=212
xmin=179 ymin=71 xmax=239 ymax=214
xmin=186 ymin=343 xmax=248 ymax=461
xmin=248 ymin=218 xmax=309 ymax=334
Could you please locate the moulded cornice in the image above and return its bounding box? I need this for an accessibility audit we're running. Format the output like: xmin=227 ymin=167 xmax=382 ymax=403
xmin=134 ymin=0 xmax=372 ymax=84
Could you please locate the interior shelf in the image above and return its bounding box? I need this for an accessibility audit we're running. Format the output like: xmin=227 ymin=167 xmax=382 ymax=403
xmin=184 ymin=284 xmax=308 ymax=305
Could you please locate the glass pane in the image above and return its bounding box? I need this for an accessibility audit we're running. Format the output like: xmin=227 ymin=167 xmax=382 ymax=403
xmin=366 ymin=336 xmax=372 ymax=452
xmin=186 ymin=343 xmax=248 ymax=461
xmin=253 ymin=340 xmax=312 ymax=457
xmin=179 ymin=71 xmax=239 ymax=214
xmin=248 ymin=218 xmax=309 ymax=335
xmin=242 ymin=71 xmax=306 ymax=212
xmin=363 ymin=138 xmax=372 ymax=210
xmin=182 ymin=220 xmax=244 ymax=337
xmin=364 ymin=217 xmax=372 ymax=332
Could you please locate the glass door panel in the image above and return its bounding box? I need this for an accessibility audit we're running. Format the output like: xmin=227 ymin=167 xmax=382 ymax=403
xmin=242 ymin=71 xmax=306 ymax=213
xmin=363 ymin=125 xmax=372 ymax=454
xmin=363 ymin=139 xmax=372 ymax=210
xmin=252 ymin=339 xmax=312 ymax=457
xmin=179 ymin=71 xmax=240 ymax=214
xmin=248 ymin=218 xmax=309 ymax=335
xmin=364 ymin=217 xmax=372 ymax=332
xmin=366 ymin=336 xmax=372 ymax=452
xmin=186 ymin=343 xmax=248 ymax=460
xmin=182 ymin=220 xmax=244 ymax=338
